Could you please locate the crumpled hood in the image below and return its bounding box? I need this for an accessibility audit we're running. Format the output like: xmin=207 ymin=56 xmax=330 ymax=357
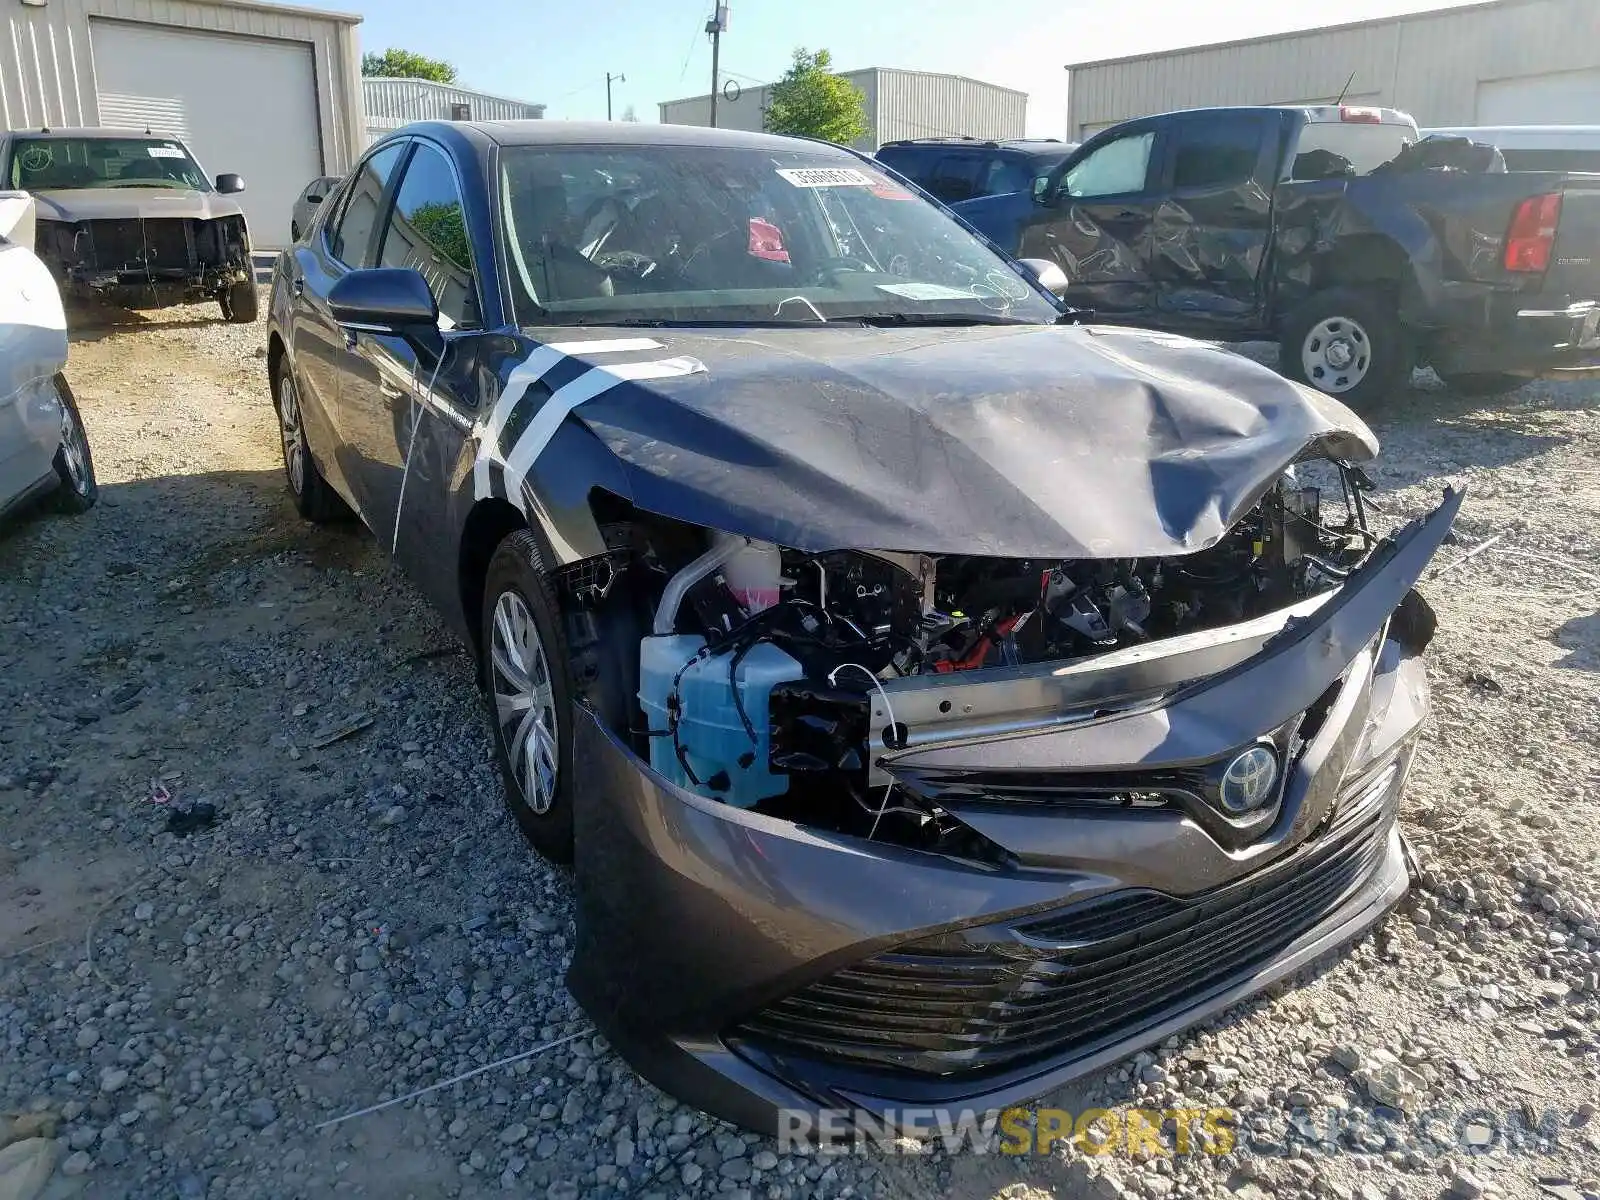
xmin=31 ymin=188 xmax=244 ymax=223
xmin=534 ymin=322 xmax=1378 ymax=559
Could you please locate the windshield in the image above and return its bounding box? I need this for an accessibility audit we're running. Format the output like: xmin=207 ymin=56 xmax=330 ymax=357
xmin=497 ymin=144 xmax=1061 ymax=327
xmin=7 ymin=137 xmax=210 ymax=192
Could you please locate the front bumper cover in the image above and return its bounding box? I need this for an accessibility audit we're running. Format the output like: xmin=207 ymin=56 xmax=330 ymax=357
xmin=567 ymin=490 xmax=1461 ymax=1136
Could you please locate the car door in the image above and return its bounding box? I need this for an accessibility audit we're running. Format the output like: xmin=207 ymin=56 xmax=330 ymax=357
xmin=343 ymin=139 xmax=485 ymax=555
xmin=287 ymin=142 xmax=407 ymax=520
xmin=1018 ymin=124 xmax=1165 ymax=316
xmin=1152 ymin=111 xmax=1277 ymax=332
xmin=0 ymin=240 xmax=66 ymax=510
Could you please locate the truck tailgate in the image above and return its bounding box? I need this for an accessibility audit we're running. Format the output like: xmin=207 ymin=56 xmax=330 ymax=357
xmin=1544 ymin=175 xmax=1600 ymax=299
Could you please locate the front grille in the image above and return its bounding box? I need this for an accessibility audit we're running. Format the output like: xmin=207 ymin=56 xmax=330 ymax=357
xmin=85 ymin=219 xmax=195 ymax=271
xmin=734 ymin=779 xmax=1398 ymax=1079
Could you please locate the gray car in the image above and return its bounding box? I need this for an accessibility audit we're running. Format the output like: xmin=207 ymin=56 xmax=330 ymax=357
xmin=1 ymin=127 xmax=256 ymax=323
xmin=290 ymin=175 xmax=340 ymax=243
xmin=0 ymin=194 xmax=96 ymax=521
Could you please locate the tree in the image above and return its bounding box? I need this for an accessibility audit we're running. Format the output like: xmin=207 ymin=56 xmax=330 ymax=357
xmin=762 ymin=48 xmax=867 ymax=145
xmin=621 ymin=105 xmax=640 ymax=123
xmin=361 ymin=48 xmax=457 ymax=84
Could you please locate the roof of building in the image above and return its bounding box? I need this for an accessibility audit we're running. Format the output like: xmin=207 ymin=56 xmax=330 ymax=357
xmin=1064 ymin=0 xmax=1541 ymax=71
xmin=364 ymin=77 xmax=545 ymax=112
xmin=659 ymin=67 xmax=1027 ymax=110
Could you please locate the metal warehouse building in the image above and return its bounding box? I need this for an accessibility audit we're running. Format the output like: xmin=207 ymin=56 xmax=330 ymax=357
xmin=364 ymin=78 xmax=546 ymax=144
xmin=2 ymin=0 xmax=365 ymax=247
xmin=1066 ymin=0 xmax=1600 ymax=139
xmin=660 ymin=68 xmax=1025 ymax=150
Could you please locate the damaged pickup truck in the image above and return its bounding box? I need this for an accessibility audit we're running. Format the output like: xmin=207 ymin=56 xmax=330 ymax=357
xmin=266 ymin=120 xmax=1460 ymax=1134
xmin=1 ymin=128 xmax=257 ymax=322
xmin=951 ymin=105 xmax=1600 ymax=403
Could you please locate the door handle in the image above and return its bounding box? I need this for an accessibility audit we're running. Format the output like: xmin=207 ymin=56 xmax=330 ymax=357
xmin=291 ymin=276 xmax=304 ymax=298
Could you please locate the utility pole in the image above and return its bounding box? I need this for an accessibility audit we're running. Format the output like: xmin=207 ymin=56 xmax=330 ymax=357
xmin=606 ymin=71 xmax=625 ymax=121
xmin=706 ymin=3 xmax=728 ymax=127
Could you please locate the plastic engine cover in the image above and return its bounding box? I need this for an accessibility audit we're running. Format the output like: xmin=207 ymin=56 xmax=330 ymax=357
xmin=638 ymin=635 xmax=803 ymax=807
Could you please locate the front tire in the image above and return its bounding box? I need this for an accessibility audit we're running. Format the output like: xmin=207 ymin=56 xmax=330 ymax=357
xmin=51 ymin=375 xmax=97 ymax=514
xmin=221 ymin=281 xmax=260 ymax=324
xmin=274 ymin=367 xmax=347 ymax=524
xmin=482 ymin=530 xmax=576 ymax=865
xmin=1281 ymin=288 xmax=1409 ymax=405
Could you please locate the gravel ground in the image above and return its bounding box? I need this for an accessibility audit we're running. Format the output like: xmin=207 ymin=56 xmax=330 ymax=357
xmin=1 ymin=296 xmax=1598 ymax=1200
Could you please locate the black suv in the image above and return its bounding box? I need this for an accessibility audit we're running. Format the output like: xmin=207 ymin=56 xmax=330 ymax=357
xmin=874 ymin=136 xmax=1077 ymax=204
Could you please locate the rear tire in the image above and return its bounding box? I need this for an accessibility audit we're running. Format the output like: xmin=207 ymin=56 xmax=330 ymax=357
xmin=221 ymin=281 xmax=259 ymax=324
xmin=51 ymin=375 xmax=97 ymax=514
xmin=274 ymin=366 xmax=347 ymax=524
xmin=1436 ymin=371 xmax=1525 ymax=396
xmin=481 ymin=530 xmax=577 ymax=865
xmin=1280 ymin=288 xmax=1409 ymax=405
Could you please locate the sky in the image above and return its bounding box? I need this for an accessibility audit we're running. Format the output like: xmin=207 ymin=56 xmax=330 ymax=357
xmin=322 ymin=0 xmax=1485 ymax=136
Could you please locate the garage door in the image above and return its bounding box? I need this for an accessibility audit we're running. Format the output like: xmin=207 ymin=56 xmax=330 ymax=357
xmin=1477 ymin=69 xmax=1600 ymax=125
xmin=90 ymin=20 xmax=322 ymax=248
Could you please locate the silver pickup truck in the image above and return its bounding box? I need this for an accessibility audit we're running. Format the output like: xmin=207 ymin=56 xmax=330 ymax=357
xmin=1 ymin=127 xmax=256 ymax=323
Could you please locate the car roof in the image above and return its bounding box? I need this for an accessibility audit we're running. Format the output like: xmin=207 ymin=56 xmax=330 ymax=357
xmin=400 ymin=119 xmax=849 ymax=155
xmin=1 ymin=127 xmax=187 ymax=141
xmin=878 ymin=137 xmax=1070 ymax=152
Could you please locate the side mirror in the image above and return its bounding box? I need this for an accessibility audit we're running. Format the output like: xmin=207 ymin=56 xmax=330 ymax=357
xmin=1018 ymin=257 xmax=1069 ymax=298
xmin=1031 ymin=175 xmax=1052 ymax=204
xmin=306 ymin=193 xmax=324 ymax=205
xmin=215 ymin=173 xmax=245 ymax=194
xmin=328 ymin=268 xmax=439 ymax=335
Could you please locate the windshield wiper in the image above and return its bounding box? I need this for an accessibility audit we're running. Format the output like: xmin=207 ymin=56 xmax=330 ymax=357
xmin=856 ymin=312 xmax=1039 ymax=327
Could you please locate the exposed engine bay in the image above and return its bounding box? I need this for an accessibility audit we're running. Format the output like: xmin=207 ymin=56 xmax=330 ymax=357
xmin=567 ymin=465 xmax=1377 ymax=849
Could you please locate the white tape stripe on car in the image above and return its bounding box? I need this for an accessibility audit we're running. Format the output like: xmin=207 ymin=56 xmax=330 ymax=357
xmin=500 ymin=356 xmax=706 ymax=506
xmin=472 ymin=340 xmax=672 ymax=499
xmin=473 ymin=345 xmax=568 ymax=499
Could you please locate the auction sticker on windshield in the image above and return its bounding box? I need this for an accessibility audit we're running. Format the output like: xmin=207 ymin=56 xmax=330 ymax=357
xmin=776 ymin=167 xmax=874 ymax=188
xmin=147 ymin=146 xmax=186 ymax=159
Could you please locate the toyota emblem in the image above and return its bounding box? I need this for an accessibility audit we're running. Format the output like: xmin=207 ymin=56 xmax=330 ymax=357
xmin=1219 ymin=745 xmax=1279 ymax=813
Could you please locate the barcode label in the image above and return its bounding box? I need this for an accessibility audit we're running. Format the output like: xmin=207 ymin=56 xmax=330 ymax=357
xmin=775 ymin=167 xmax=874 ymax=188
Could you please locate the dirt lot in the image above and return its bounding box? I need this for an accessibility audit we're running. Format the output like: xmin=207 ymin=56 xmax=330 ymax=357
xmin=1 ymin=297 xmax=1598 ymax=1200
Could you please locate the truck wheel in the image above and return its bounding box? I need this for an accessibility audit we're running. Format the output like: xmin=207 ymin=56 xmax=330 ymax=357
xmin=1436 ymin=371 xmax=1525 ymax=397
xmin=221 ymin=281 xmax=260 ymax=324
xmin=1281 ymin=289 xmax=1408 ymax=405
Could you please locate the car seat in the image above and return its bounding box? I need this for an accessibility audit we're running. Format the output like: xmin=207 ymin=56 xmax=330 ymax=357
xmin=503 ymin=158 xmax=613 ymax=304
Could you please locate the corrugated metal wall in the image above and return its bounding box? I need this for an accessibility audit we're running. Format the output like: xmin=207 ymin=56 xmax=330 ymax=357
xmin=1 ymin=0 xmax=365 ymax=172
xmin=1066 ymin=0 xmax=1600 ymax=138
xmin=364 ymin=78 xmax=545 ymax=138
xmin=660 ymin=69 xmax=1024 ymax=150
xmin=875 ymin=72 xmax=1025 ymax=143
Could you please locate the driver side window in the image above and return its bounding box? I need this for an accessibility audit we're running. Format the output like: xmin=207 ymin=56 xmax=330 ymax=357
xmin=1061 ymin=131 xmax=1155 ymax=199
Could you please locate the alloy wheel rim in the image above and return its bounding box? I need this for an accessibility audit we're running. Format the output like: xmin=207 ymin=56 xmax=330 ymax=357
xmin=278 ymin=374 xmax=306 ymax=494
xmin=490 ymin=590 xmax=560 ymax=815
xmin=57 ymin=397 xmax=89 ymax=494
xmin=1301 ymin=316 xmax=1371 ymax=394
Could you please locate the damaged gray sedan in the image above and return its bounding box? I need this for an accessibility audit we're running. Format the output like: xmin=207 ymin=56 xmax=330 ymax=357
xmin=265 ymin=123 xmax=1458 ymax=1137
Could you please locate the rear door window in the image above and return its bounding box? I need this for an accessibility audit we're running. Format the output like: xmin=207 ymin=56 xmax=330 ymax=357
xmin=928 ymin=154 xmax=985 ymax=203
xmin=327 ymin=144 xmax=405 ymax=267
xmin=1170 ymin=120 xmax=1266 ymax=189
